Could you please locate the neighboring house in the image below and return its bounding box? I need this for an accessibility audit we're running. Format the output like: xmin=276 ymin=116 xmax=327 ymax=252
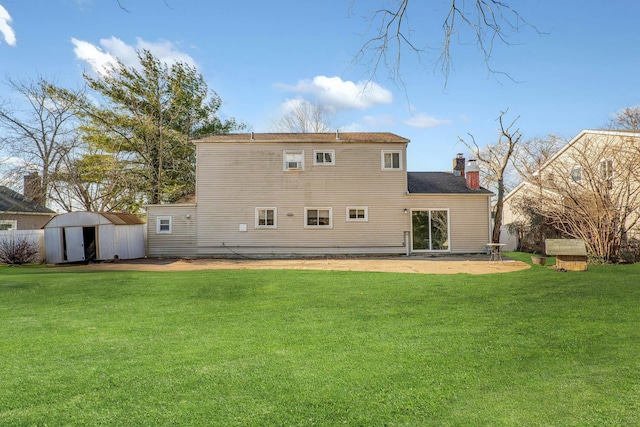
xmin=501 ymin=129 xmax=640 ymax=251
xmin=146 ymin=132 xmax=493 ymax=258
xmin=0 ymin=185 xmax=56 ymax=230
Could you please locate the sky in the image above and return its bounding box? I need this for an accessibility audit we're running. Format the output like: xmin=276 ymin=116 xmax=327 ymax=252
xmin=1 ymin=0 xmax=640 ymax=174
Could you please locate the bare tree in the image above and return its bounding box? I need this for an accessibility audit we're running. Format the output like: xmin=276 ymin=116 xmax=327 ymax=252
xmin=48 ymin=147 xmax=140 ymax=213
xmin=273 ymin=100 xmax=336 ymax=133
xmin=0 ymin=77 xmax=81 ymax=206
xmin=460 ymin=110 xmax=521 ymax=243
xmin=507 ymin=134 xmax=566 ymax=252
xmin=352 ymin=0 xmax=536 ymax=84
xmin=513 ymin=134 xmax=566 ymax=181
xmin=512 ymin=133 xmax=640 ymax=262
xmin=611 ymin=106 xmax=640 ymax=130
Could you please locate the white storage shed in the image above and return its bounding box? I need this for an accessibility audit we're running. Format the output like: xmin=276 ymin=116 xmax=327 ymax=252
xmin=43 ymin=212 xmax=145 ymax=264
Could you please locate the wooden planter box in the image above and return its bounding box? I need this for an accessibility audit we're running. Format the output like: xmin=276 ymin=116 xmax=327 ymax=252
xmin=531 ymin=255 xmax=547 ymax=265
xmin=555 ymin=254 xmax=588 ymax=271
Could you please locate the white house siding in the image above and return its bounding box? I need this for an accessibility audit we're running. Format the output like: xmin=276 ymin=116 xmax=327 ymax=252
xmin=407 ymin=194 xmax=491 ymax=253
xmin=146 ymin=204 xmax=197 ymax=258
xmin=194 ymin=141 xmax=410 ymax=256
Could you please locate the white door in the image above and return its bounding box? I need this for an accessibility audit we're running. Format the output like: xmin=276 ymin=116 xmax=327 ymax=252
xmin=64 ymin=227 xmax=85 ymax=262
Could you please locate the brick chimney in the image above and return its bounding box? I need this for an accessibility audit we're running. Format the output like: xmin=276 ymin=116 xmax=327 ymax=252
xmin=452 ymin=153 xmax=465 ymax=176
xmin=23 ymin=172 xmax=44 ymax=205
xmin=465 ymin=159 xmax=480 ymax=190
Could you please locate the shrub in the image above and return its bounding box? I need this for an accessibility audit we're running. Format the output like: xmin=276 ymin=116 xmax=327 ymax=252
xmin=0 ymin=235 xmax=41 ymax=265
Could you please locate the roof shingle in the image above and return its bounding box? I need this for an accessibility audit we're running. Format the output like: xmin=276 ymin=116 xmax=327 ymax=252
xmin=0 ymin=186 xmax=55 ymax=213
xmin=407 ymin=172 xmax=492 ymax=194
xmin=194 ymin=132 xmax=409 ymax=144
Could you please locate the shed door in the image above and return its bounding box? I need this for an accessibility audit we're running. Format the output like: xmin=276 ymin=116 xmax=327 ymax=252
xmin=64 ymin=227 xmax=85 ymax=262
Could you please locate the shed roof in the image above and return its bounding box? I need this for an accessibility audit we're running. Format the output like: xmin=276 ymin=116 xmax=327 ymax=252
xmin=407 ymin=172 xmax=492 ymax=194
xmin=99 ymin=212 xmax=145 ymax=225
xmin=43 ymin=211 xmax=144 ymax=228
xmin=0 ymin=185 xmax=55 ymax=214
xmin=193 ymin=132 xmax=410 ymax=144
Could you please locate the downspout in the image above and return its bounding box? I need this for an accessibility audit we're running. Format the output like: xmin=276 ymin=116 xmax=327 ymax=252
xmin=488 ymin=196 xmax=493 ymax=247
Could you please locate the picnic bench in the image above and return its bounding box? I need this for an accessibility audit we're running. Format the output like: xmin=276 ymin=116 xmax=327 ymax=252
xmin=545 ymin=239 xmax=588 ymax=271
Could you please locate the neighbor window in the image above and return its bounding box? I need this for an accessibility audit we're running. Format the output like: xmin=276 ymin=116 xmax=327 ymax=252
xmin=156 ymin=216 xmax=172 ymax=234
xmin=570 ymin=166 xmax=582 ymax=182
xmin=305 ymin=208 xmax=332 ymax=228
xmin=283 ymin=150 xmax=304 ymax=171
xmin=600 ymin=158 xmax=614 ymax=180
xmin=346 ymin=206 xmax=368 ymax=222
xmin=255 ymin=207 xmax=277 ymax=229
xmin=0 ymin=220 xmax=17 ymax=231
xmin=382 ymin=150 xmax=402 ymax=170
xmin=314 ymin=150 xmax=335 ymax=165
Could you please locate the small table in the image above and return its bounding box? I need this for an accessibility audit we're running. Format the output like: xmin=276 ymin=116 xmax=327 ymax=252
xmin=487 ymin=243 xmax=506 ymax=263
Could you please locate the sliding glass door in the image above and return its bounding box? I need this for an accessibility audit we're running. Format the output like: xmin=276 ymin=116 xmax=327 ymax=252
xmin=411 ymin=209 xmax=450 ymax=252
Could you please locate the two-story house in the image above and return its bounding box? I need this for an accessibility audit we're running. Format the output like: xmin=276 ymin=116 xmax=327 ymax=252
xmin=145 ymin=132 xmax=493 ymax=258
xmin=501 ymin=129 xmax=640 ymax=253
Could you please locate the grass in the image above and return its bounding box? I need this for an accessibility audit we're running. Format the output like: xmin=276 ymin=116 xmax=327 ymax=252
xmin=0 ymin=253 xmax=639 ymax=426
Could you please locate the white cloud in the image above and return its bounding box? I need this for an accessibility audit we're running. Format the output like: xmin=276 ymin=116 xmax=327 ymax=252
xmin=403 ymin=113 xmax=453 ymax=129
xmin=278 ymin=76 xmax=393 ymax=110
xmin=72 ymin=38 xmax=118 ymax=76
xmin=0 ymin=5 xmax=16 ymax=46
xmin=340 ymin=122 xmax=367 ymax=132
xmin=72 ymin=36 xmax=197 ymax=76
xmin=362 ymin=114 xmax=397 ymax=128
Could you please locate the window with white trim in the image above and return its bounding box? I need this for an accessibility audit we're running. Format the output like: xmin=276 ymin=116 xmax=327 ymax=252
xmin=255 ymin=207 xmax=277 ymax=229
xmin=600 ymin=158 xmax=614 ymax=180
xmin=0 ymin=220 xmax=17 ymax=231
xmin=156 ymin=216 xmax=172 ymax=234
xmin=283 ymin=150 xmax=304 ymax=171
xmin=305 ymin=207 xmax=332 ymax=228
xmin=346 ymin=206 xmax=368 ymax=222
xmin=314 ymin=150 xmax=335 ymax=165
xmin=381 ymin=150 xmax=402 ymax=170
xmin=570 ymin=166 xmax=582 ymax=182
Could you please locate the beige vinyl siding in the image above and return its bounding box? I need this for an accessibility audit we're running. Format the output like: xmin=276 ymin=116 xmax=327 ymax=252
xmin=407 ymin=194 xmax=491 ymax=253
xmin=0 ymin=213 xmax=56 ymax=230
xmin=195 ymin=141 xmax=409 ymax=255
xmin=146 ymin=204 xmax=197 ymax=258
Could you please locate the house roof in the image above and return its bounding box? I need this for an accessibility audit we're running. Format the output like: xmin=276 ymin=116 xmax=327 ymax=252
xmin=407 ymin=172 xmax=492 ymax=195
xmin=193 ymin=132 xmax=410 ymax=144
xmin=534 ymin=129 xmax=640 ymax=176
xmin=0 ymin=185 xmax=55 ymax=214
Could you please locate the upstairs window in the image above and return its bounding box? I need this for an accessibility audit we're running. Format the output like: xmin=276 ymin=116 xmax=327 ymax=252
xmin=600 ymin=158 xmax=614 ymax=180
xmin=283 ymin=150 xmax=304 ymax=171
xmin=570 ymin=166 xmax=582 ymax=182
xmin=382 ymin=150 xmax=402 ymax=170
xmin=256 ymin=207 xmax=277 ymax=229
xmin=314 ymin=150 xmax=335 ymax=165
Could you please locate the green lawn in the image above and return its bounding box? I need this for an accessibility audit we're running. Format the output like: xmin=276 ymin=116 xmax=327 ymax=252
xmin=1 ymin=253 xmax=638 ymax=426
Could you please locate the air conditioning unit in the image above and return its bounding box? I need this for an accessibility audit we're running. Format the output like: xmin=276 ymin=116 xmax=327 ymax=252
xmin=287 ymin=161 xmax=300 ymax=170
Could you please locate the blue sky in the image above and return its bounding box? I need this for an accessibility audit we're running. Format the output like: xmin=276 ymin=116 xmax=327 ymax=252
xmin=1 ymin=0 xmax=640 ymax=172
